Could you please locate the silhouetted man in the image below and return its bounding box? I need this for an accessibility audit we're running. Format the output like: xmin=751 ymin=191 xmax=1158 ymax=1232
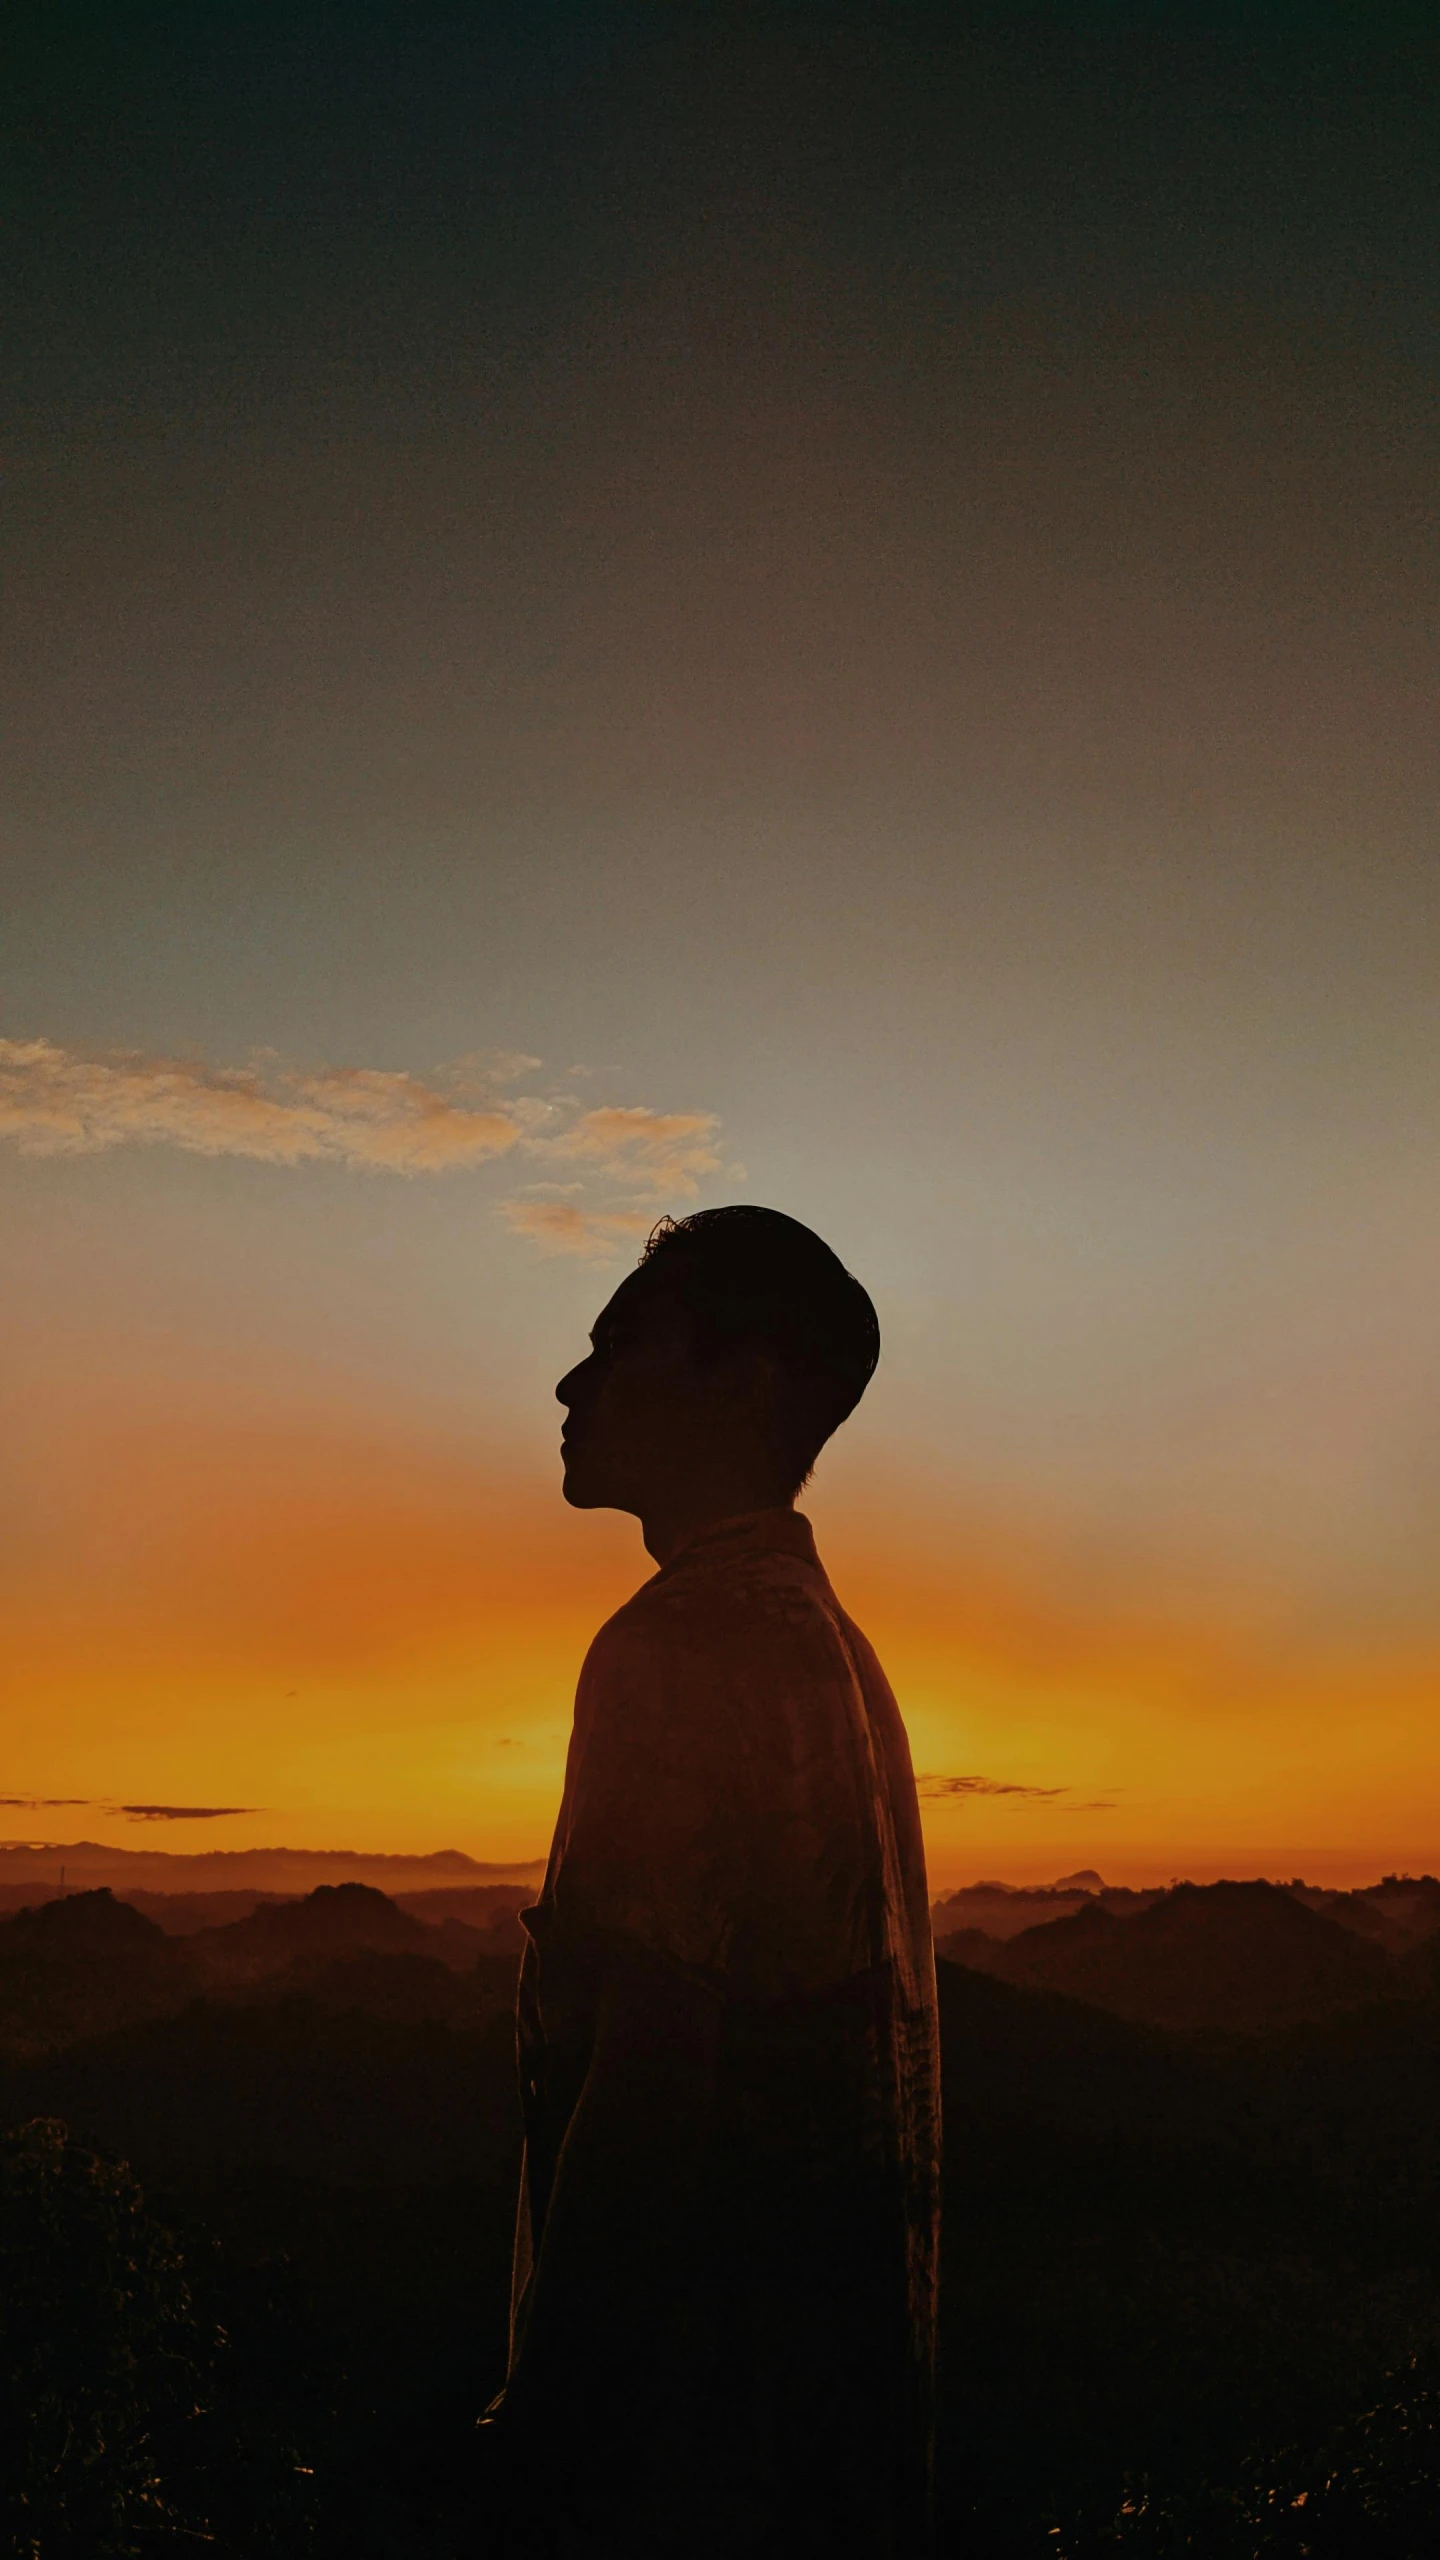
xmin=483 ymin=1207 xmax=940 ymax=2558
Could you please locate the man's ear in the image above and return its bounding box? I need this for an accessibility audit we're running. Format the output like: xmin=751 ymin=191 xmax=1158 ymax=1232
xmin=714 ymin=1346 xmax=780 ymax=1421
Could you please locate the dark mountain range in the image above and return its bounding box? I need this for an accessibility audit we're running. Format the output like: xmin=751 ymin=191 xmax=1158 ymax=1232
xmin=5 ymin=1936 xmax=1438 ymax=2557
xmin=0 ymin=1882 xmax=527 ymax=2056
xmin=932 ymin=1955 xmax=1440 ymax=2556
xmin=1291 ymin=1874 xmax=1440 ymax=1953
xmin=939 ymin=1879 xmax=1402 ymax=2033
xmin=9 ymin=1873 xmax=1435 ymax=2060
xmin=216 ymin=1945 xmax=522 ymax=2030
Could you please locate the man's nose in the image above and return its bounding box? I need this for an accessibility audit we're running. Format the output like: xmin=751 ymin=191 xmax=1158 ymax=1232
xmin=556 ymin=1364 xmax=583 ymax=1407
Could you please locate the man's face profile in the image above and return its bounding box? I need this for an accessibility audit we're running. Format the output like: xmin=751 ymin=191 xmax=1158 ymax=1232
xmin=555 ymin=1261 xmax=779 ymax=1524
xmin=555 ymin=1268 xmax=698 ymax=1515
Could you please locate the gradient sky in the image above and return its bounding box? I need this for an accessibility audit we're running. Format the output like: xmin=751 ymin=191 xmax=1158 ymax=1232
xmin=4 ymin=3 xmax=1438 ymax=1885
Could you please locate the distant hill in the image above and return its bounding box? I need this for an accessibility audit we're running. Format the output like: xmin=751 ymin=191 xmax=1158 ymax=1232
xmin=392 ymin=1885 xmax=531 ymax=1957
xmin=187 ymin=1879 xmax=527 ymax=1984
xmin=123 ymin=1889 xmax=300 ymax=1933
xmin=938 ymin=1879 xmax=1399 ymax=2032
xmin=0 ymin=1890 xmax=195 ymax=2057
xmin=189 ymin=1882 xmax=434 ymax=1985
xmin=393 ymin=1884 xmax=533 ymax=1929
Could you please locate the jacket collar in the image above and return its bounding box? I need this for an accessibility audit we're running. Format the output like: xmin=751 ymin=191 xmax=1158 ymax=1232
xmin=661 ymin=1506 xmax=818 ymax=1575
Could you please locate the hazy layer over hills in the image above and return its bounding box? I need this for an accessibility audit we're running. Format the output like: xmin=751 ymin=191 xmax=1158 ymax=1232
xmin=0 ymin=1840 xmax=545 ymax=1897
xmin=931 ymin=1872 xmax=1440 ymax=1951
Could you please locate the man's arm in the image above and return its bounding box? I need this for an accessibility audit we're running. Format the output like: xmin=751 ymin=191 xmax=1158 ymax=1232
xmin=495 ymin=1946 xmax=722 ymax=2465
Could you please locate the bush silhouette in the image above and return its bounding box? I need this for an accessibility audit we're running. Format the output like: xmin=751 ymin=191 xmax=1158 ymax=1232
xmin=0 ymin=2117 xmax=212 ymax=2555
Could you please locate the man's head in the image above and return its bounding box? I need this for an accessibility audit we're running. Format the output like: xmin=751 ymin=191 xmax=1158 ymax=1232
xmin=556 ymin=1206 xmax=880 ymax=1528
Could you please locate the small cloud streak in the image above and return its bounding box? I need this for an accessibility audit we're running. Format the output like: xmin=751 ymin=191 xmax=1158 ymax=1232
xmin=0 ymin=1796 xmax=93 ymax=1809
xmin=120 ymin=1804 xmax=260 ymax=1822
xmin=0 ymin=1037 xmax=726 ymax=1256
xmin=916 ymin=1773 xmax=1072 ymax=1802
xmin=1 ymin=1796 xmax=262 ymax=1822
xmin=917 ymin=1773 xmax=1120 ymax=1815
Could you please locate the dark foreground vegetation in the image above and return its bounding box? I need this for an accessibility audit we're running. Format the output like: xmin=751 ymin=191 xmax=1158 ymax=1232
xmin=2 ymin=1877 xmax=1438 ymax=2556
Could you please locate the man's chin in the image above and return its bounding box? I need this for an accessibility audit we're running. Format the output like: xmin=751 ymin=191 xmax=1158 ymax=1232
xmin=560 ymin=1455 xmax=609 ymax=1510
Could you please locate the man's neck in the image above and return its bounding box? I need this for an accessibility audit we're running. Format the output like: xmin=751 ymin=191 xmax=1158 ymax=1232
xmin=640 ymin=1484 xmax=795 ymax=1568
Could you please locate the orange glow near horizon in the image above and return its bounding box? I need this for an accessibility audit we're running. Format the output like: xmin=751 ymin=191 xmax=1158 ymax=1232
xmin=6 ymin=1364 xmax=1437 ymax=1892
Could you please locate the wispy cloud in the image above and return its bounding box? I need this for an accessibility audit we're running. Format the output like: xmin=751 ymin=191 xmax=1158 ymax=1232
xmin=530 ymin=1105 xmax=724 ymax=1199
xmin=0 ymin=1037 xmax=726 ymax=1255
xmin=120 ymin=1804 xmax=259 ymax=1822
xmin=0 ymin=1038 xmax=524 ymax=1171
xmin=497 ymin=1200 xmax=659 ymax=1259
xmin=916 ymin=1774 xmax=1072 ymax=1802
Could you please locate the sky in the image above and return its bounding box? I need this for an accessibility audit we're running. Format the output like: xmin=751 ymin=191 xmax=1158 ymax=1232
xmin=3 ymin=2 xmax=1438 ymax=1887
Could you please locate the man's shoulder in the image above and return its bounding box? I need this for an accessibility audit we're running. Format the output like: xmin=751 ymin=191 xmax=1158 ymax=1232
xmin=576 ymin=1551 xmax=894 ymax=1756
xmin=573 ymin=1577 xmax=686 ymax=1712
xmin=591 ymin=1541 xmax=844 ymax=1658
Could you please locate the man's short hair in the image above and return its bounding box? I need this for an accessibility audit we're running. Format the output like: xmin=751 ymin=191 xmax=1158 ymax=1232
xmin=639 ymin=1205 xmax=880 ymax=1492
